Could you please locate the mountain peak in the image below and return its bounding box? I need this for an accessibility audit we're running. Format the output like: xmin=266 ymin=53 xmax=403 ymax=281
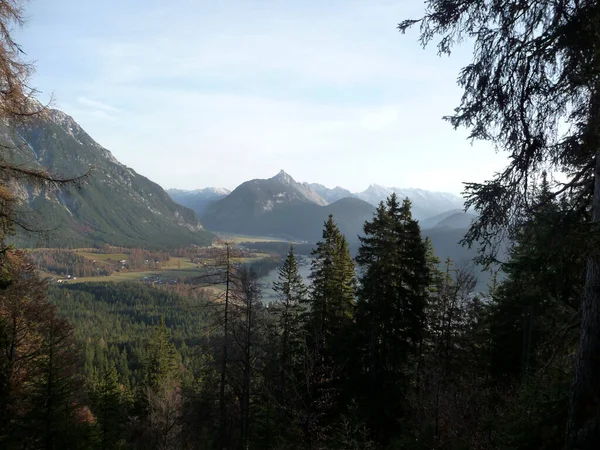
xmin=272 ymin=169 xmax=295 ymax=185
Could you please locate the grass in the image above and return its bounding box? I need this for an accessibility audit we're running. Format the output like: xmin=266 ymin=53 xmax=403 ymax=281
xmin=74 ymin=251 xmax=130 ymax=262
xmin=44 ymin=250 xmax=273 ymax=284
xmin=216 ymin=233 xmax=293 ymax=244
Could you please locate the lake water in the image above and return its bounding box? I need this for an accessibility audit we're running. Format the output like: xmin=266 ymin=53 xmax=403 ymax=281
xmin=259 ymin=257 xmax=313 ymax=303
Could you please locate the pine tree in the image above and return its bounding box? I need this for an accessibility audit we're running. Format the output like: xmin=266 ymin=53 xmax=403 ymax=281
xmin=304 ymin=214 xmax=356 ymax=446
xmin=354 ymin=194 xmax=430 ymax=444
xmin=235 ymin=266 xmax=262 ymax=450
xmin=0 ymin=251 xmax=89 ymax=449
xmin=308 ymin=215 xmax=356 ymax=356
xmin=490 ymin=176 xmax=582 ymax=383
xmin=89 ymin=364 xmax=129 ymax=450
xmin=399 ymin=2 xmax=600 ymax=444
xmin=143 ymin=317 xmax=180 ymax=394
xmin=271 ymin=246 xmax=307 ymax=406
xmin=135 ymin=318 xmax=182 ymax=449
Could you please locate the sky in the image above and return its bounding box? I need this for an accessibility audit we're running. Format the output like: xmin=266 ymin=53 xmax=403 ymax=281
xmin=16 ymin=0 xmax=508 ymax=195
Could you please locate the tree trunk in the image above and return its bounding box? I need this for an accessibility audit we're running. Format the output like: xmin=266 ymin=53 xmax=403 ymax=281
xmin=567 ymin=149 xmax=600 ymax=449
xmin=220 ymin=244 xmax=231 ymax=450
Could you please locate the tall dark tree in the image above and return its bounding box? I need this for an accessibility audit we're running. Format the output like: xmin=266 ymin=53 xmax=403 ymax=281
xmin=89 ymin=364 xmax=129 ymax=450
xmin=490 ymin=177 xmax=582 ymax=384
xmin=0 ymin=250 xmax=89 ymax=449
xmin=354 ymin=194 xmax=430 ymax=445
xmin=308 ymin=215 xmax=356 ymax=359
xmin=270 ymin=246 xmax=307 ymax=407
xmin=304 ymin=214 xmax=356 ymax=446
xmin=135 ymin=318 xmax=182 ymax=449
xmin=399 ymin=1 xmax=600 ymax=446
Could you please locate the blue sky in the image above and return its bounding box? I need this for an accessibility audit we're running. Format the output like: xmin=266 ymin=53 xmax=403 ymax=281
xmin=17 ymin=0 xmax=507 ymax=194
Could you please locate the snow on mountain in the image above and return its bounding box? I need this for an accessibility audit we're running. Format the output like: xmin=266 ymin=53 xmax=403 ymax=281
xmin=167 ymin=187 xmax=231 ymax=216
xmin=194 ymin=172 xmax=465 ymax=222
xmin=270 ymin=170 xmax=329 ymax=206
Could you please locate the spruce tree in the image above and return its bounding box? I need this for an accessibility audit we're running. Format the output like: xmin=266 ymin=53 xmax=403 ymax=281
xmin=143 ymin=317 xmax=179 ymax=394
xmin=354 ymin=194 xmax=430 ymax=444
xmin=271 ymin=246 xmax=307 ymax=405
xmin=89 ymin=364 xmax=129 ymax=450
xmin=304 ymin=214 xmax=356 ymax=445
xmin=135 ymin=318 xmax=182 ymax=449
xmin=308 ymin=215 xmax=356 ymax=358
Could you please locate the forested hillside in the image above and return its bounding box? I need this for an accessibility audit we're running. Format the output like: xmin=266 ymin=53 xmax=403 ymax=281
xmin=2 ymin=109 xmax=213 ymax=249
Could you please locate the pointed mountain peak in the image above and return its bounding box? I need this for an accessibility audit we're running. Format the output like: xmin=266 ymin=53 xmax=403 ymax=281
xmin=272 ymin=169 xmax=296 ymax=185
xmin=365 ymin=183 xmax=390 ymax=193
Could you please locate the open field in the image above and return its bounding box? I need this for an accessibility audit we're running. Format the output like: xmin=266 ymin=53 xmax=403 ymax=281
xmin=38 ymin=248 xmax=274 ymax=284
xmin=71 ymin=268 xmax=205 ymax=283
xmin=73 ymin=251 xmax=130 ymax=262
xmin=215 ymin=233 xmax=294 ymax=244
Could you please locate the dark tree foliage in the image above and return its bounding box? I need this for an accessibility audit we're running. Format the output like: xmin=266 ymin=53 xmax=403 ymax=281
xmin=0 ymin=250 xmax=90 ymax=449
xmin=270 ymin=246 xmax=307 ymax=409
xmin=400 ymin=1 xmax=600 ymax=447
xmin=354 ymin=194 xmax=431 ymax=445
xmin=304 ymin=214 xmax=356 ymax=447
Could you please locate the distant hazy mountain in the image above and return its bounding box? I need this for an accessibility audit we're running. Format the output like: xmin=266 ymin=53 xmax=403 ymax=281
xmin=201 ymin=171 xmax=373 ymax=241
xmin=309 ymin=183 xmax=355 ymax=203
xmin=167 ymin=187 xmax=231 ymax=216
xmin=199 ymin=170 xmax=471 ymax=241
xmin=3 ymin=106 xmax=214 ymax=248
xmin=434 ymin=211 xmax=478 ymax=229
xmin=300 ymin=182 xmax=465 ymax=221
xmin=275 ymin=170 xmax=329 ymax=206
xmin=419 ymin=209 xmax=478 ymax=230
xmin=355 ymin=185 xmax=464 ymax=220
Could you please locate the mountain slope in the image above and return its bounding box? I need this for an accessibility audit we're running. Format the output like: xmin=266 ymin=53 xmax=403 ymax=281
xmin=201 ymin=170 xmax=328 ymax=230
xmin=273 ymin=170 xmax=328 ymax=206
xmin=201 ymin=171 xmax=470 ymax=241
xmin=3 ymin=108 xmax=214 ymax=248
xmin=167 ymin=187 xmax=230 ymax=216
xmin=434 ymin=211 xmax=477 ymax=229
xmin=204 ymin=196 xmax=375 ymax=242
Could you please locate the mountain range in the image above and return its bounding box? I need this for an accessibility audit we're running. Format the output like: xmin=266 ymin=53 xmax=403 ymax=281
xmin=196 ymin=170 xmax=371 ymax=241
xmin=177 ymin=170 xmax=474 ymax=243
xmin=173 ymin=171 xmax=469 ymax=225
xmin=3 ymin=107 xmax=213 ymax=248
xmin=3 ymin=103 xmax=480 ymax=271
xmin=167 ymin=187 xmax=231 ymax=216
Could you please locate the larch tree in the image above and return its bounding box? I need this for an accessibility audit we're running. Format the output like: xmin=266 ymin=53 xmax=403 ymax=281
xmin=399 ymin=1 xmax=600 ymax=447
